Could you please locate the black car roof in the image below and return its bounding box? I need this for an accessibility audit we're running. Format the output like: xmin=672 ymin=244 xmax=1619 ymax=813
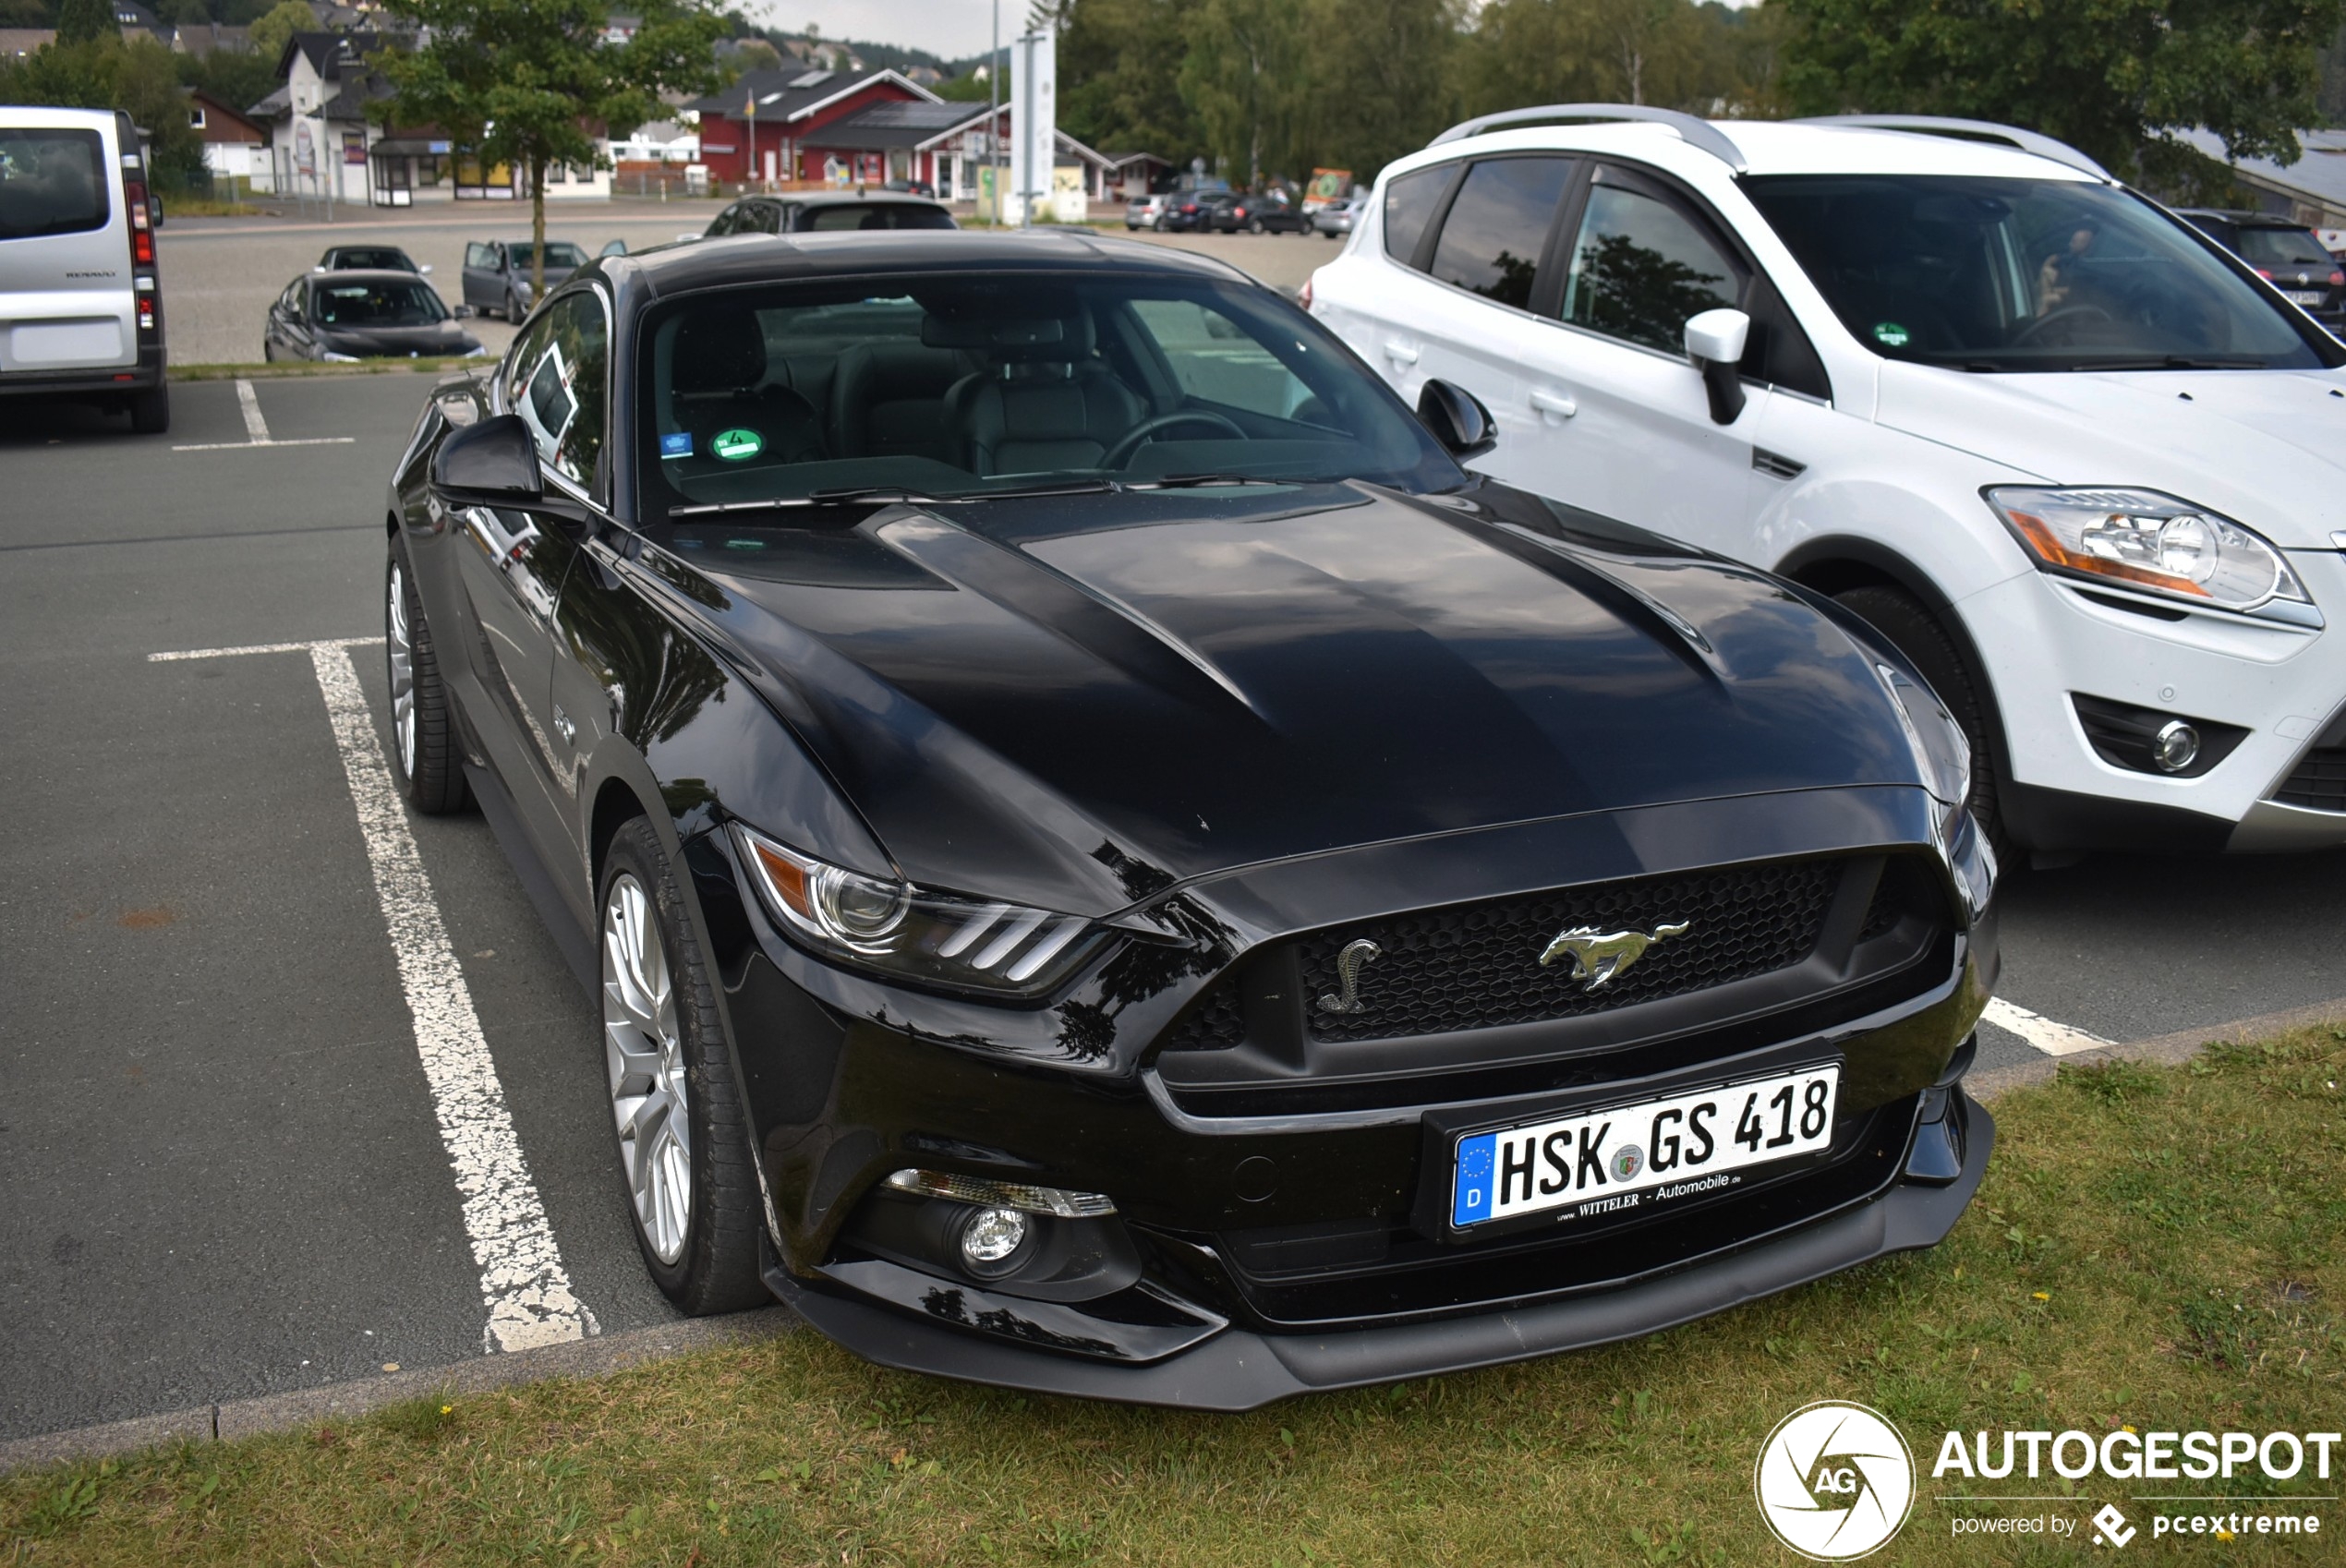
xmin=308 ymin=268 xmax=439 ymax=286
xmin=620 ymin=229 xmax=1255 ymax=298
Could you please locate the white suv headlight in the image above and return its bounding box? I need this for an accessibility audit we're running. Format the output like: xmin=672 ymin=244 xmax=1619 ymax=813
xmin=1988 ymin=487 xmax=2317 ymax=626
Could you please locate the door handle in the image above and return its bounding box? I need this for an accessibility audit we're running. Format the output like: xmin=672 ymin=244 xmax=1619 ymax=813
xmin=1383 ymin=340 xmax=1419 ymax=367
xmin=1530 ymin=389 xmax=1578 ymax=420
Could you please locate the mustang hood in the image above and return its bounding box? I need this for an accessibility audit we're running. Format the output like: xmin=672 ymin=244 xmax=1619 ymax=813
xmin=1876 ymin=361 xmax=2346 ymax=548
xmin=659 ymin=484 xmax=1921 ymax=916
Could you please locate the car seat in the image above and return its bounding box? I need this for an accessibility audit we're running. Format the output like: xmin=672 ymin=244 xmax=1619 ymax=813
xmin=669 ymin=304 xmax=826 ymax=464
xmin=937 ymin=310 xmax=1144 ymax=475
xmin=830 ymin=343 xmax=976 ymax=463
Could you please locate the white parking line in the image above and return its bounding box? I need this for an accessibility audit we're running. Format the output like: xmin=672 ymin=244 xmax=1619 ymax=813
xmin=1980 ymin=996 xmax=2118 ymax=1057
xmin=149 ymin=635 xmax=598 ymax=1352
xmin=170 ymin=379 xmax=358 ymax=452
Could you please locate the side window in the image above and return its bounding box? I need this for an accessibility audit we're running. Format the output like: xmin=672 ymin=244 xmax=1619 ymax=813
xmin=1560 ymin=179 xmax=1744 ymax=353
xmin=465 ymin=242 xmax=492 ymax=269
xmin=1131 ymin=298 xmax=1318 ymax=420
xmin=1427 ymin=157 xmax=1576 ymax=308
xmin=1381 ymin=164 xmax=1452 ymax=268
xmin=502 ymin=292 xmax=609 ymax=489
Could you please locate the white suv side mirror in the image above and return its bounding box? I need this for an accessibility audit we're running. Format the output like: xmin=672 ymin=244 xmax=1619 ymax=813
xmin=1684 ymin=308 xmax=1751 ymax=426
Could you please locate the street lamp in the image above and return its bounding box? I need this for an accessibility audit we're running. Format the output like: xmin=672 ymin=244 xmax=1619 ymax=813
xmin=989 ymin=0 xmax=999 ymax=224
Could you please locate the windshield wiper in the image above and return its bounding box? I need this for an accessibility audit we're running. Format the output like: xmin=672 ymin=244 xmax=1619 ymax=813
xmin=1131 ymin=473 xmax=1328 ymax=489
xmin=2069 ymin=355 xmax=2269 ymax=371
xmin=668 ymin=488 xmax=947 ymax=518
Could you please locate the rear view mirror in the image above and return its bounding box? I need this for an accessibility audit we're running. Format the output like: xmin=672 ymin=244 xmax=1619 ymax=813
xmin=1684 ymin=308 xmax=1750 ymax=426
xmin=431 ymin=415 xmax=543 ymax=509
xmin=451 ymin=303 xmax=474 ymax=319
xmin=1418 ymin=378 xmax=1496 ymax=460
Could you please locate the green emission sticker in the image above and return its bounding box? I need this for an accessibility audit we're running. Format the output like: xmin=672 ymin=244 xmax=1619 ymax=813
xmin=1872 ymin=321 xmax=1911 ymax=348
xmin=711 ymin=428 xmax=763 ymax=462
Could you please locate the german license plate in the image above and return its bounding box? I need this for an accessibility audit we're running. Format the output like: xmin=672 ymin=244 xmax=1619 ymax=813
xmin=1450 ymin=1064 xmax=1840 ymax=1227
xmin=2286 ymin=289 xmax=2326 ymax=306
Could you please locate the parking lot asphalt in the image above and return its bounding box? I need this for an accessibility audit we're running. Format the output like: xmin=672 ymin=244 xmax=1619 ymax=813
xmin=4 ymin=373 xmax=2341 ymax=1448
xmin=153 ymin=202 xmax=1324 ymax=367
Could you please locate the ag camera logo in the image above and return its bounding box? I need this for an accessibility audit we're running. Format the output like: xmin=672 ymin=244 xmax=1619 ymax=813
xmin=1755 ymin=1401 xmax=1917 ymax=1560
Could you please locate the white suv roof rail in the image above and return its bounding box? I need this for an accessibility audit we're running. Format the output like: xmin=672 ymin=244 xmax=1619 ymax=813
xmin=1794 ymin=115 xmax=2112 ymax=180
xmin=1428 ymin=103 xmax=1748 ymax=173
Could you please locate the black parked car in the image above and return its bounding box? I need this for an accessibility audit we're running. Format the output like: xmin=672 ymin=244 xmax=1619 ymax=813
xmin=1158 ymin=191 xmax=1227 ymax=233
xmin=315 ymin=243 xmax=429 ymax=276
xmin=2175 ymin=209 xmax=2346 ymax=333
xmin=383 ymin=230 xmax=1996 ymax=1407
xmin=263 ymin=270 xmax=482 ymax=363
xmin=1206 ymin=191 xmax=1311 ymax=235
xmin=462 ymin=239 xmax=589 ymax=320
xmin=697 ymin=192 xmax=956 ymax=239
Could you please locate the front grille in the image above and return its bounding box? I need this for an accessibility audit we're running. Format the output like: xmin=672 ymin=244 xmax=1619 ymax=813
xmin=2275 ymin=747 xmax=2346 ymax=814
xmin=1165 ymin=974 xmax=1247 ymax=1052
xmin=1294 ymin=859 xmax=1841 ymax=1043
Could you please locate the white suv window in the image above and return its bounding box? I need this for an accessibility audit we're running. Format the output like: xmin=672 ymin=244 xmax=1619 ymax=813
xmin=1382 ymin=164 xmax=1451 ymax=266
xmin=1560 ymin=181 xmax=1741 ymax=354
xmin=1427 ymin=158 xmax=1575 ymax=309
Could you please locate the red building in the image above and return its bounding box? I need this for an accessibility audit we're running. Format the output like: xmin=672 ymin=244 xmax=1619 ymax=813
xmin=684 ymin=66 xmax=934 ymax=187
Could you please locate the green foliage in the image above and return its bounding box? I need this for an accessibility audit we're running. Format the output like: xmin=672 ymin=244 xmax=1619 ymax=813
xmin=1457 ymin=0 xmax=1783 ymax=119
xmin=371 ymin=0 xmax=723 ymax=286
xmin=245 ymin=0 xmax=318 ymax=67
xmin=0 ymin=34 xmax=207 ymax=187
xmin=54 ymin=0 xmax=118 ymax=45
xmin=1777 ymin=0 xmax=2346 ymax=182
xmin=176 ymin=40 xmax=278 ymax=117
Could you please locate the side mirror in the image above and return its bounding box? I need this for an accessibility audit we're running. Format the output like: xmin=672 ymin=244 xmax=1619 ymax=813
xmin=431 ymin=415 xmax=543 ymax=509
xmin=1684 ymin=308 xmax=1750 ymax=426
xmin=418 ymin=262 xmax=433 ymax=274
xmin=451 ymin=303 xmax=474 ymax=320
xmin=600 ymin=238 xmax=628 ymax=256
xmin=1417 ymin=378 xmax=1497 ymax=460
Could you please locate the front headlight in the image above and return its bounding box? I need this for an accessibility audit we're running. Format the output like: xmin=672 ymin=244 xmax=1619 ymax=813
xmin=732 ymin=824 xmax=1104 ymax=996
xmin=1988 ymin=487 xmax=2316 ymax=624
xmin=321 ymin=349 xmax=360 ymax=363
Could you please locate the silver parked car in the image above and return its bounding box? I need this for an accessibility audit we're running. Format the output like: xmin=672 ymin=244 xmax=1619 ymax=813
xmin=1313 ymin=196 xmax=1360 ymax=239
xmin=1126 ymin=193 xmax=1171 ymax=231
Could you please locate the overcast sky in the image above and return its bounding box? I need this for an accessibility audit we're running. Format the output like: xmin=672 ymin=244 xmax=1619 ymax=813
xmin=747 ymin=0 xmax=1010 ymax=63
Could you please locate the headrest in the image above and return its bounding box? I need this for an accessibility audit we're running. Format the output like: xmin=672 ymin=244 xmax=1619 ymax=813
xmin=672 ymin=307 xmax=768 ymax=394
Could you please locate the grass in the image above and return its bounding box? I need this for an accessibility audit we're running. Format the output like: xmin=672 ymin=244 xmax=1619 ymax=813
xmin=169 ymin=360 xmax=484 ymax=382
xmin=6 ymin=1030 xmax=2343 ymax=1565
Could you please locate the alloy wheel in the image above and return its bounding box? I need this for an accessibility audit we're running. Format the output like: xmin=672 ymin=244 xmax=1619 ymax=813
xmin=603 ymin=873 xmax=692 ymax=1264
xmin=386 ymin=561 xmax=417 ymax=777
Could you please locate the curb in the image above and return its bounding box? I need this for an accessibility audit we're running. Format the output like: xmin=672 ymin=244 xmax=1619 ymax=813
xmin=1965 ymin=992 xmax=2346 ymax=1103
xmin=0 ymin=1309 xmax=795 ymax=1476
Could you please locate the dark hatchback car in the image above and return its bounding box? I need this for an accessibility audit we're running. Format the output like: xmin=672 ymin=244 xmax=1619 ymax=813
xmin=463 ymin=238 xmax=588 ymax=320
xmin=2176 ymin=209 xmax=2346 ymax=333
xmin=383 ymin=230 xmax=1997 ymax=1407
xmin=264 ymin=269 xmax=483 ymax=362
xmin=1158 ymin=191 xmax=1227 ymax=233
xmin=698 ymin=192 xmax=957 ymax=238
xmin=1206 ymin=190 xmax=1311 ymax=235
xmin=316 ymin=243 xmax=429 ymax=276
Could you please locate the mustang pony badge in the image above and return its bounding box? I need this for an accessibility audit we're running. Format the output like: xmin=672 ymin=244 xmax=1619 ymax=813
xmin=1539 ymin=921 xmax=1690 ymax=991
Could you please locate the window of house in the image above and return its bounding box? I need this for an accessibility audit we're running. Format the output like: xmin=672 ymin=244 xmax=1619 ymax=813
xmin=1426 ymin=157 xmax=1576 ymax=309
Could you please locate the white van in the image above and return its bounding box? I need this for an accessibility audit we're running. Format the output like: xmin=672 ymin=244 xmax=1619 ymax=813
xmin=1310 ymin=107 xmax=2346 ymax=858
xmin=0 ymin=106 xmax=168 ymax=432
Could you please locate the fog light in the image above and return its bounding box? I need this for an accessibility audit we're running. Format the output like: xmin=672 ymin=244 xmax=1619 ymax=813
xmin=954 ymin=1207 xmax=1031 ymax=1277
xmin=2153 ymin=719 xmax=2201 ymax=773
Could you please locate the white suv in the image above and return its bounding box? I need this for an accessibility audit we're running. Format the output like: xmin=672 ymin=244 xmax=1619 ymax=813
xmin=1309 ymin=106 xmax=2346 ymax=856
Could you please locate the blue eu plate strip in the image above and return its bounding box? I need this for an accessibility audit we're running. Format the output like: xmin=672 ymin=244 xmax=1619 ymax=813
xmin=1452 ymin=1131 xmax=1497 ymax=1227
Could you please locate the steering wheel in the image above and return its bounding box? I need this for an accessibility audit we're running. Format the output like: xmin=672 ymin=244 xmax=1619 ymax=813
xmin=2011 ymin=304 xmax=2114 ymax=346
xmin=1101 ymin=410 xmax=1248 ymax=470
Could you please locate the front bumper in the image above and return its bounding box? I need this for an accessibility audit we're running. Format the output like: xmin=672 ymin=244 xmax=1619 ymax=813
xmin=768 ymin=1090 xmax=1992 ymax=1410
xmin=1965 ymin=554 xmax=2346 ymax=851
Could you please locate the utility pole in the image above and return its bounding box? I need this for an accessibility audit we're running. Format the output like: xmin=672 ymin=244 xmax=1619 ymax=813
xmin=988 ymin=0 xmax=999 ymax=225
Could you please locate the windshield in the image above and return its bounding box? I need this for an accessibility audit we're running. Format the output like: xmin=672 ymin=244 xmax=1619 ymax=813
xmin=313 ymin=279 xmax=449 ymax=327
xmin=799 ymin=203 xmax=956 ymax=231
xmin=329 ymin=247 xmax=415 ymax=270
xmin=0 ymin=127 xmax=107 ymax=241
xmin=1741 ymin=175 xmax=2337 ymax=370
xmin=637 ymin=273 xmax=1460 ymax=512
xmin=2232 ymin=226 xmax=2336 ymax=271
xmin=511 ymin=242 xmax=587 ymax=269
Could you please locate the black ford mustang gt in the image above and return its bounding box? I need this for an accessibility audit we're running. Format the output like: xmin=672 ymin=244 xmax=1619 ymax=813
xmin=383 ymin=230 xmax=1999 ymax=1409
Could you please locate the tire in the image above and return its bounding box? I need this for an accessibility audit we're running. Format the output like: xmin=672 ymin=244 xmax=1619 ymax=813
xmin=1246 ymin=217 xmax=1264 ymax=234
xmin=599 ymin=818 xmax=767 ymax=1315
xmin=1154 ymin=215 xmax=1169 ymax=233
xmin=1833 ymin=584 xmax=2003 ymax=850
xmin=127 ymin=383 xmax=169 ymax=435
xmin=505 ymin=291 xmax=524 ymax=323
xmin=384 ymin=535 xmax=470 ymax=814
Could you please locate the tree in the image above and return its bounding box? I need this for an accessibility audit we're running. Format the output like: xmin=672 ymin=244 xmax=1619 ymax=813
xmin=373 ymin=0 xmax=723 ymax=293
xmin=0 ymin=34 xmax=206 ymax=187
xmin=55 ymin=0 xmax=121 ymax=45
xmin=247 ymin=0 xmax=319 ymax=66
xmin=1180 ymin=0 xmax=1308 ymax=187
xmin=1777 ymin=0 xmax=2346 ymax=182
xmin=1058 ymin=0 xmax=1203 ymax=161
